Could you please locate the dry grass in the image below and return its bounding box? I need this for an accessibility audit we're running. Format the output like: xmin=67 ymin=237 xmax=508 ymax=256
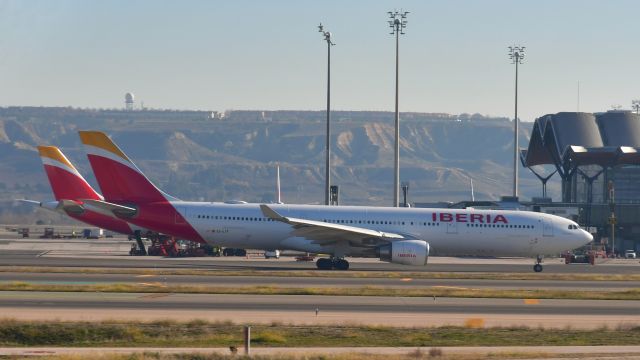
xmin=3 ymin=281 xmax=640 ymax=300
xmin=1 ymin=265 xmax=640 ymax=282
xmin=1 ymin=319 xmax=640 ymax=348
xmin=12 ymin=350 xmax=640 ymax=360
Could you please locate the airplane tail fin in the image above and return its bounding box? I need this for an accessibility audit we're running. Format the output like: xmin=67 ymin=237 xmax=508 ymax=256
xmin=79 ymin=131 xmax=178 ymax=203
xmin=38 ymin=146 xmax=102 ymax=201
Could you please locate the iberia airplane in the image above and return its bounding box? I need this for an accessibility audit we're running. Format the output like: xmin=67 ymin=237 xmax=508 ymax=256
xmin=78 ymin=131 xmax=592 ymax=272
xmin=23 ymin=146 xmax=144 ymax=236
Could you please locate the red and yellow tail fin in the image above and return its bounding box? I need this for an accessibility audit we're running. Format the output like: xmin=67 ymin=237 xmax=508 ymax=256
xmin=79 ymin=131 xmax=177 ymax=203
xmin=38 ymin=146 xmax=102 ymax=201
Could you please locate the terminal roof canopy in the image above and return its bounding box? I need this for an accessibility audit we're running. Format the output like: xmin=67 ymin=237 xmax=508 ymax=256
xmin=522 ymin=111 xmax=640 ymax=169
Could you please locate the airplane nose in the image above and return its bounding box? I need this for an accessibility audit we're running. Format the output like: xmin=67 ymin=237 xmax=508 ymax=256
xmin=581 ymin=229 xmax=593 ymax=244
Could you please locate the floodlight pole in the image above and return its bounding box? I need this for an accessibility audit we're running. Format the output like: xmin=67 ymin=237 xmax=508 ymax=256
xmin=389 ymin=11 xmax=408 ymax=207
xmin=319 ymin=24 xmax=334 ymax=206
xmin=509 ymin=46 xmax=525 ymax=198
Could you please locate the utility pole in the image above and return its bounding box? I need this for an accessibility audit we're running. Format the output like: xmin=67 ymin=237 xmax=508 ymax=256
xmin=609 ymin=181 xmax=616 ymax=257
xmin=508 ymin=45 xmax=525 ymax=198
xmin=388 ymin=10 xmax=408 ymax=207
xmin=318 ymin=23 xmax=335 ymax=205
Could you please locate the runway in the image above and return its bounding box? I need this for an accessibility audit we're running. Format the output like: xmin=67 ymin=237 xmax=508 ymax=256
xmin=1 ymin=291 xmax=638 ymax=315
xmin=2 ymin=250 xmax=640 ymax=274
xmin=2 ymin=236 xmax=640 ymax=329
xmin=2 ymin=271 xmax=640 ymax=290
xmin=2 ymin=291 xmax=640 ymax=329
xmin=2 ymin=235 xmax=640 ymax=274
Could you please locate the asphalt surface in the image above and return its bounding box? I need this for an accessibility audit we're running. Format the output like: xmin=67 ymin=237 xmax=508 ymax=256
xmin=2 ymin=250 xmax=640 ymax=274
xmin=2 ymin=271 xmax=640 ymax=290
xmin=0 ymin=291 xmax=638 ymax=316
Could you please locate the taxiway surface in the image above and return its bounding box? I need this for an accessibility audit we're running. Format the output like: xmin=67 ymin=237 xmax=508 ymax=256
xmin=1 ymin=291 xmax=639 ymax=329
xmin=2 ymin=271 xmax=640 ymax=290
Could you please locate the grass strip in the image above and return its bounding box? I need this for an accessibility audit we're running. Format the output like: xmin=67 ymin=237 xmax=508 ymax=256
xmin=21 ymin=351 xmax=640 ymax=360
xmin=1 ymin=265 xmax=639 ymax=282
xmin=0 ymin=319 xmax=640 ymax=348
xmin=2 ymin=281 xmax=640 ymax=300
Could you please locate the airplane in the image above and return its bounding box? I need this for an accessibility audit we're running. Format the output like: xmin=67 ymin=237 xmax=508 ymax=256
xmin=22 ymin=145 xmax=142 ymax=236
xmin=78 ymin=131 xmax=593 ymax=272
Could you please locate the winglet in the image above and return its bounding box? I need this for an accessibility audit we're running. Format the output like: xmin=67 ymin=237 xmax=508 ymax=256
xmin=260 ymin=204 xmax=287 ymax=222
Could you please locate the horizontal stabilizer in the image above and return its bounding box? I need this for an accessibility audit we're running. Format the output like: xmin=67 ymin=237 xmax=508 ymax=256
xmin=17 ymin=199 xmax=84 ymax=215
xmin=17 ymin=199 xmax=42 ymax=206
xmin=82 ymin=199 xmax=137 ymax=218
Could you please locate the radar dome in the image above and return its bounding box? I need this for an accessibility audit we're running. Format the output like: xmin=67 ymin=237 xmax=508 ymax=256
xmin=125 ymin=92 xmax=135 ymax=103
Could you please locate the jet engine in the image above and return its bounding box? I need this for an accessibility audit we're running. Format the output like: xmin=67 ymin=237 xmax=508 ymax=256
xmin=377 ymin=240 xmax=430 ymax=266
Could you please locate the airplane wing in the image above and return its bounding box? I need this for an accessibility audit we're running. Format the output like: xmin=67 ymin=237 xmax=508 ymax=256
xmin=260 ymin=204 xmax=407 ymax=247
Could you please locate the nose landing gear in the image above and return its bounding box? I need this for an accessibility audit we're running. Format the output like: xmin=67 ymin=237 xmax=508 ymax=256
xmin=533 ymin=255 xmax=543 ymax=272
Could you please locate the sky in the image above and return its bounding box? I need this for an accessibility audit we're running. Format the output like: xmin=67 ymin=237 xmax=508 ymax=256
xmin=0 ymin=0 xmax=639 ymax=121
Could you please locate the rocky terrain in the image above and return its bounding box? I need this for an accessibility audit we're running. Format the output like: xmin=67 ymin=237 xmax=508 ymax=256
xmin=0 ymin=107 xmax=555 ymax=223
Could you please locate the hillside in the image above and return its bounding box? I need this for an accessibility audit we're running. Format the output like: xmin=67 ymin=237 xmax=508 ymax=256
xmin=0 ymin=107 xmax=556 ymax=222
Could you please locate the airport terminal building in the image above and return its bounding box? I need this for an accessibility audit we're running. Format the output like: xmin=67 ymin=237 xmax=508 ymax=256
xmin=521 ymin=111 xmax=640 ymax=254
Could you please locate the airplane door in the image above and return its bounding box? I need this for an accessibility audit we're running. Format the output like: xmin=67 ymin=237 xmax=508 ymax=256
xmin=446 ymin=222 xmax=458 ymax=234
xmin=542 ymin=219 xmax=554 ymax=237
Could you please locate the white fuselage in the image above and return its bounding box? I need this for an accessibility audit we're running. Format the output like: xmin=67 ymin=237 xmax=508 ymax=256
xmin=172 ymin=203 xmax=592 ymax=257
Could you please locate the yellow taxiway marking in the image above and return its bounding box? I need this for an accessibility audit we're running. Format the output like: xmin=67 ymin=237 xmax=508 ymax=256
xmin=400 ymin=278 xmax=413 ymax=282
xmin=137 ymin=282 xmax=167 ymax=288
xmin=135 ymin=274 xmax=155 ymax=278
xmin=431 ymin=285 xmax=470 ymax=290
xmin=139 ymin=293 xmax=170 ymax=300
xmin=523 ymin=299 xmax=540 ymax=305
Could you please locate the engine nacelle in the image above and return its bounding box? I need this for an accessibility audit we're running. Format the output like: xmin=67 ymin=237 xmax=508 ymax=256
xmin=378 ymin=240 xmax=430 ymax=266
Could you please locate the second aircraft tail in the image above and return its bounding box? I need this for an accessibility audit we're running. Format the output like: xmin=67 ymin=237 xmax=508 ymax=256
xmin=79 ymin=131 xmax=178 ymax=203
xmin=38 ymin=146 xmax=103 ymax=201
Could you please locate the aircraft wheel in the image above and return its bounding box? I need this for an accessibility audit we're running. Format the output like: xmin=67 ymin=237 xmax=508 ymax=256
xmin=533 ymin=264 xmax=543 ymax=272
xmin=316 ymin=258 xmax=333 ymax=270
xmin=333 ymin=259 xmax=350 ymax=271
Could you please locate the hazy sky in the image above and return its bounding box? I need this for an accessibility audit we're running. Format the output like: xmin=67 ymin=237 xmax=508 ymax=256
xmin=1 ymin=0 xmax=639 ymax=121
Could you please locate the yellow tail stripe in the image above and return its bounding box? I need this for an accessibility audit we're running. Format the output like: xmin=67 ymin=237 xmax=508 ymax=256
xmin=38 ymin=146 xmax=75 ymax=170
xmin=79 ymin=131 xmax=129 ymax=162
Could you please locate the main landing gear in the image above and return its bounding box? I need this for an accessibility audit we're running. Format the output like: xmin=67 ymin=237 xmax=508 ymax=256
xmin=533 ymin=255 xmax=543 ymax=272
xmin=316 ymin=257 xmax=349 ymax=270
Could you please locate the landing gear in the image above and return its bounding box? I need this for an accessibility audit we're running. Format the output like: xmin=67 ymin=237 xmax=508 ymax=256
xmin=315 ymin=257 xmax=350 ymax=270
xmin=316 ymin=258 xmax=333 ymax=270
xmin=334 ymin=259 xmax=349 ymax=270
xmin=533 ymin=255 xmax=543 ymax=272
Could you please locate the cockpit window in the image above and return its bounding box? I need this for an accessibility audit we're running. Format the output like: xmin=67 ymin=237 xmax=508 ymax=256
xmin=568 ymin=224 xmax=580 ymax=230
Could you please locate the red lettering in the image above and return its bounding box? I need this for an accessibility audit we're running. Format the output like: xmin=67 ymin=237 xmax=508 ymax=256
xmin=440 ymin=213 xmax=453 ymax=222
xmin=494 ymin=215 xmax=508 ymax=224
xmin=486 ymin=214 xmax=491 ymax=223
xmin=432 ymin=213 xmax=437 ymax=222
xmin=456 ymin=213 xmax=468 ymax=222
xmin=470 ymin=214 xmax=484 ymax=223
